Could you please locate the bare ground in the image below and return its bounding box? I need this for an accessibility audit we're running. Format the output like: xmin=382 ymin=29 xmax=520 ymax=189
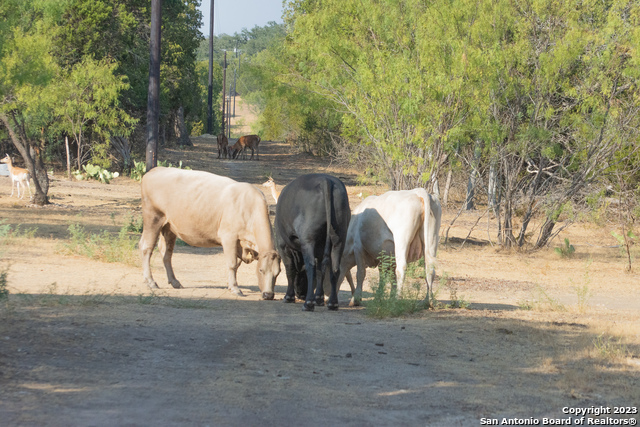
xmin=0 ymin=128 xmax=639 ymax=425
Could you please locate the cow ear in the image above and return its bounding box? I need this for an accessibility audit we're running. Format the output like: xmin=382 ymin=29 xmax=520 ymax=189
xmin=241 ymin=247 xmax=258 ymax=263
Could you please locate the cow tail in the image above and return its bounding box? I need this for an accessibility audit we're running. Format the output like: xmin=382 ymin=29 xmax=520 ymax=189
xmin=321 ymin=179 xmax=338 ymax=275
xmin=418 ymin=190 xmax=442 ymax=300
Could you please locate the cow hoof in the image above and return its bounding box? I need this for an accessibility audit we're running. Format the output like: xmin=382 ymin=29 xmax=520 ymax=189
xmin=315 ymin=297 xmax=325 ymax=306
xmin=327 ymin=303 xmax=339 ymax=311
xmin=295 ymin=293 xmax=306 ymax=300
xmin=349 ymin=299 xmax=361 ymax=307
xmin=283 ymin=295 xmax=295 ymax=303
xmin=230 ymin=287 xmax=245 ymax=297
xmin=145 ymin=280 xmax=160 ymax=290
xmin=262 ymin=292 xmax=275 ymax=300
xmin=302 ymin=302 xmax=315 ymax=311
xmin=169 ymin=280 xmax=183 ymax=289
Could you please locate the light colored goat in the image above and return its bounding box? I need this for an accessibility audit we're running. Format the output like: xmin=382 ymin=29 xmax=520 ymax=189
xmin=262 ymin=177 xmax=280 ymax=203
xmin=1 ymin=154 xmax=32 ymax=199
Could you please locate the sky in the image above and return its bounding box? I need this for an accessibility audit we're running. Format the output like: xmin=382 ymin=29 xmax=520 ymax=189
xmin=198 ymin=0 xmax=284 ymax=37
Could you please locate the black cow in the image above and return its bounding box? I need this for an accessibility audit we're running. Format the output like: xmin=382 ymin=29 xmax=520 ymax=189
xmin=275 ymin=174 xmax=351 ymax=311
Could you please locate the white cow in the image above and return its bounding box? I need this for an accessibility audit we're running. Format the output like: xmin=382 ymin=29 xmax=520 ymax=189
xmin=338 ymin=189 xmax=442 ymax=307
xmin=139 ymin=167 xmax=281 ymax=299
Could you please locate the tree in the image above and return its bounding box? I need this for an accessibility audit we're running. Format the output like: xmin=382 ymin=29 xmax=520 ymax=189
xmin=0 ymin=27 xmax=58 ymax=205
xmin=49 ymin=57 xmax=137 ymax=170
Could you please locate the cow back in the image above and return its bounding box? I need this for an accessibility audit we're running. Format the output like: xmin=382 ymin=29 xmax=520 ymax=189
xmin=141 ymin=167 xmax=270 ymax=247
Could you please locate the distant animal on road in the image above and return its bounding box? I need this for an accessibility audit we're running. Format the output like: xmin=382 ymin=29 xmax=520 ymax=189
xmin=338 ymin=189 xmax=441 ymax=307
xmin=230 ymin=135 xmax=261 ymax=160
xmin=139 ymin=167 xmax=281 ymax=299
xmin=274 ymin=173 xmax=351 ymax=311
xmin=217 ymin=134 xmax=229 ymax=159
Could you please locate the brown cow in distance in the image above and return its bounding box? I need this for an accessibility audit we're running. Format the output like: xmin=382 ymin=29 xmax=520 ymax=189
xmin=230 ymin=135 xmax=261 ymax=160
xmin=217 ymin=134 xmax=229 ymax=159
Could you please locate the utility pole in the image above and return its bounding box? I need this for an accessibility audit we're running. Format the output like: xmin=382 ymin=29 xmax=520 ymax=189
xmin=206 ymin=0 xmax=214 ymax=134
xmin=221 ymin=50 xmax=226 ymax=138
xmin=146 ymin=0 xmax=161 ymax=171
xmin=233 ymin=40 xmax=239 ymax=117
xmin=227 ymin=85 xmax=232 ymax=138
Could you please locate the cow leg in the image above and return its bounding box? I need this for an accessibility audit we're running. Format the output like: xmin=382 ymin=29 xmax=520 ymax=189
xmin=301 ymin=245 xmax=317 ymax=311
xmin=424 ymin=237 xmax=438 ymax=308
xmin=222 ymin=237 xmax=244 ymax=296
xmin=325 ymin=243 xmax=344 ymax=311
xmin=351 ymin=252 xmax=368 ymax=307
xmin=158 ymin=227 xmax=183 ymax=289
xmin=140 ymin=220 xmax=163 ymax=289
xmin=314 ymin=261 xmax=326 ymax=307
xmin=281 ymin=249 xmax=298 ymax=303
xmin=392 ymin=232 xmax=413 ymax=296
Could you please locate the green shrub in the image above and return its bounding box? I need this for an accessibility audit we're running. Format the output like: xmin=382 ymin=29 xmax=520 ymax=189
xmin=62 ymin=223 xmax=139 ymax=266
xmin=0 ymin=268 xmax=9 ymax=301
xmin=365 ymin=252 xmax=427 ymax=318
xmin=554 ymin=238 xmax=576 ymax=258
xmin=74 ymin=164 xmax=119 ymax=183
xmin=125 ymin=213 xmax=144 ymax=233
xmin=0 ymin=220 xmax=38 ymax=244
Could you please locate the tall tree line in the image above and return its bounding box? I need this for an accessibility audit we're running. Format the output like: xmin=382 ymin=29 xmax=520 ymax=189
xmin=0 ymin=0 xmax=215 ymax=204
xmin=246 ymin=0 xmax=640 ymax=249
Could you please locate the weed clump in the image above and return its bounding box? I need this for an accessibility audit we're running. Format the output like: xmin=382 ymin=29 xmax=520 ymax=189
xmin=61 ymin=223 xmax=139 ymax=266
xmin=365 ymin=252 xmax=427 ymax=318
xmin=554 ymin=238 xmax=575 ymax=258
xmin=0 ymin=268 xmax=9 ymax=301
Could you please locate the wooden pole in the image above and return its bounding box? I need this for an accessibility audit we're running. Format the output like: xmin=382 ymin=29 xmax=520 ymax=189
xmin=206 ymin=0 xmax=214 ymax=134
xmin=221 ymin=50 xmax=226 ymax=137
xmin=146 ymin=0 xmax=161 ymax=172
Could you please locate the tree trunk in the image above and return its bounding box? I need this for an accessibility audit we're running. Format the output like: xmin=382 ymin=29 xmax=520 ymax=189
xmin=65 ymin=135 xmax=71 ymax=180
xmin=465 ymin=139 xmax=482 ymax=210
xmin=535 ymin=219 xmax=556 ymax=249
xmin=146 ymin=0 xmax=161 ymax=171
xmin=110 ymin=136 xmax=132 ymax=173
xmin=0 ymin=113 xmax=49 ymax=205
xmin=174 ymin=106 xmax=192 ymax=146
xmin=442 ymin=168 xmax=452 ymax=207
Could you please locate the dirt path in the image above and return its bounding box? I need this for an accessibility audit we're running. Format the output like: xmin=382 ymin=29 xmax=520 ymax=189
xmin=0 ymin=137 xmax=639 ymax=426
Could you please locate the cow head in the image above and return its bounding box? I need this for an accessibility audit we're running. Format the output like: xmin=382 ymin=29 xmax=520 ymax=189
xmin=256 ymin=250 xmax=281 ymax=300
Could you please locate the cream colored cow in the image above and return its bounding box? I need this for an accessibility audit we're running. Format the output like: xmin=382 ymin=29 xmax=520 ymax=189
xmin=139 ymin=167 xmax=281 ymax=299
xmin=338 ymin=189 xmax=442 ymax=307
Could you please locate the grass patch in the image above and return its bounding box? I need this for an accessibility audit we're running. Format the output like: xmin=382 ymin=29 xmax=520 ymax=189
xmin=135 ymin=291 xmax=213 ymax=309
xmin=0 ymin=220 xmax=38 ymax=244
xmin=435 ymin=272 xmax=470 ymax=309
xmin=365 ymin=253 xmax=427 ymax=318
xmin=554 ymin=238 xmax=576 ymax=258
xmin=592 ymin=333 xmax=630 ymax=362
xmin=12 ymin=282 xmax=111 ymax=307
xmin=517 ymin=285 xmax=566 ymax=312
xmin=0 ymin=268 xmax=9 ymax=301
xmin=60 ymin=223 xmax=139 ymax=266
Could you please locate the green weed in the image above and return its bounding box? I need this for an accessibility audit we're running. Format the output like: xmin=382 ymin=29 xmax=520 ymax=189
xmin=61 ymin=223 xmax=139 ymax=266
xmin=0 ymin=220 xmax=38 ymax=244
xmin=365 ymin=252 xmax=427 ymax=318
xmin=124 ymin=213 xmax=144 ymax=233
xmin=0 ymin=268 xmax=9 ymax=301
xmin=518 ymin=285 xmax=566 ymax=312
xmin=554 ymin=238 xmax=575 ymax=258
xmin=593 ymin=333 xmax=629 ymax=361
xmin=438 ymin=272 xmax=469 ymax=309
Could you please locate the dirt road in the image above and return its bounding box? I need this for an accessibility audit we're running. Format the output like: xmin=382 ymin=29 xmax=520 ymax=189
xmin=0 ymin=137 xmax=638 ymax=426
